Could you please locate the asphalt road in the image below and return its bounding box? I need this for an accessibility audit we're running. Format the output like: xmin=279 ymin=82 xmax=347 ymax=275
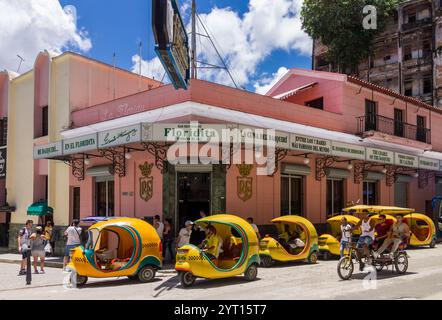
xmin=1 ymin=246 xmax=442 ymax=300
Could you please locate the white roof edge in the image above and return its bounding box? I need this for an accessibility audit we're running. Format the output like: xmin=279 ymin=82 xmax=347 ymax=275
xmin=60 ymin=101 xmax=442 ymax=160
xmin=272 ymin=82 xmax=317 ymax=100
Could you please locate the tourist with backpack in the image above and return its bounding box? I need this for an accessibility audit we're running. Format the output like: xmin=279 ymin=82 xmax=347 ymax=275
xmin=17 ymin=220 xmax=33 ymax=276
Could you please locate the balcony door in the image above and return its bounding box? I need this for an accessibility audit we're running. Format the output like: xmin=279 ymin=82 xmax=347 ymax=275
xmin=365 ymin=100 xmax=377 ymax=131
xmin=394 ymin=109 xmax=404 ymax=137
xmin=416 ymin=116 xmax=427 ymax=143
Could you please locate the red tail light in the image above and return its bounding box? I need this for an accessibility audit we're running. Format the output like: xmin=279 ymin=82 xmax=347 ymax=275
xmin=159 ymin=241 xmax=163 ymax=253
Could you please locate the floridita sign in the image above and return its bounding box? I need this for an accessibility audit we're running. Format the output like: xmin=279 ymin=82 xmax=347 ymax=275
xmin=33 ymin=122 xmax=442 ymax=172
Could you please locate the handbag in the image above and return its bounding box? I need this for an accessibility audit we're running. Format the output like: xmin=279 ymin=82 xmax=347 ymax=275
xmin=44 ymin=242 xmax=52 ymax=254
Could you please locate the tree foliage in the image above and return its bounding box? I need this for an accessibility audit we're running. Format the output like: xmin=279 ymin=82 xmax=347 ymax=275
xmin=301 ymin=0 xmax=400 ymax=71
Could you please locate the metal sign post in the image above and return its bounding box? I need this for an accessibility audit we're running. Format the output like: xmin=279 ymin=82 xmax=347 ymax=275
xmin=26 ymin=250 xmax=32 ymax=285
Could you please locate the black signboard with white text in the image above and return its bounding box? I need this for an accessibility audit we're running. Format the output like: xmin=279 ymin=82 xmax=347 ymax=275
xmin=0 ymin=147 xmax=6 ymax=179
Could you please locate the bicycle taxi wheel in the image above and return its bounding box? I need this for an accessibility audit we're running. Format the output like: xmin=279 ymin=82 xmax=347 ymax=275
xmin=337 ymin=256 xmax=354 ymax=280
xmin=394 ymin=251 xmax=408 ymax=274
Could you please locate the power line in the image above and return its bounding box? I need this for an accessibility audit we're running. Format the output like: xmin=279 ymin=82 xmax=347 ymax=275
xmin=195 ymin=12 xmax=239 ymax=89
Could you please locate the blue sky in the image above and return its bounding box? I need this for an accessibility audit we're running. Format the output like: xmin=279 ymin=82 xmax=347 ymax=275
xmin=3 ymin=0 xmax=312 ymax=93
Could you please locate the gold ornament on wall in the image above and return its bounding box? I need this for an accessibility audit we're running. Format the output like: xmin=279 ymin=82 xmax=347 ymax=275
xmin=139 ymin=162 xmax=154 ymax=202
xmin=237 ymin=164 xmax=253 ymax=202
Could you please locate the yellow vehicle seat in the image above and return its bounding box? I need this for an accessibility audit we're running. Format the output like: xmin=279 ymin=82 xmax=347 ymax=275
xmin=412 ymin=225 xmax=429 ymax=241
xmin=219 ymin=237 xmax=242 ymax=260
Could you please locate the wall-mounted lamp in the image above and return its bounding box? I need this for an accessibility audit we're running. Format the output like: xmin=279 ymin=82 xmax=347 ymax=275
xmin=303 ymin=155 xmax=310 ymax=165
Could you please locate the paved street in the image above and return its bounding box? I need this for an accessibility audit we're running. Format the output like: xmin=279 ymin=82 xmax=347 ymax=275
xmin=1 ymin=246 xmax=442 ymax=300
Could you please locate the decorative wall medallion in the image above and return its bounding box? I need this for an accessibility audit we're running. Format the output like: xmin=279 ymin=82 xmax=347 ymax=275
xmin=139 ymin=162 xmax=154 ymax=202
xmin=237 ymin=164 xmax=253 ymax=202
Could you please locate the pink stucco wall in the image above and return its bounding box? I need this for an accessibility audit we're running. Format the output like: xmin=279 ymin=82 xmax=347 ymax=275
xmin=34 ymin=52 xmax=50 ymax=139
xmin=68 ymin=55 xmax=162 ymax=112
xmin=69 ymin=151 xmax=162 ymax=220
xmin=64 ymin=71 xmax=441 ymax=225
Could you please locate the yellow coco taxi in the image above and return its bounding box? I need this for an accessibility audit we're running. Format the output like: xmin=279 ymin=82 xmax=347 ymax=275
xmin=403 ymin=213 xmax=437 ymax=248
xmin=318 ymin=215 xmax=360 ymax=260
xmin=342 ymin=205 xmax=414 ymax=216
xmin=259 ymin=215 xmax=319 ymax=267
xmin=175 ymin=214 xmax=260 ymax=287
xmin=68 ymin=217 xmax=162 ymax=286
xmin=343 ymin=205 xmax=437 ymax=248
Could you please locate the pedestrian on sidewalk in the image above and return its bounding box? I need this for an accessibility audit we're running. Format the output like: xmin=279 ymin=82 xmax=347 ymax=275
xmin=63 ymin=219 xmax=82 ymax=270
xmin=154 ymin=215 xmax=164 ymax=240
xmin=30 ymin=226 xmax=46 ymax=274
xmin=162 ymin=218 xmax=174 ymax=263
xmin=17 ymin=220 xmax=33 ymax=276
xmin=176 ymin=221 xmax=193 ymax=250
xmin=44 ymin=221 xmax=55 ymax=256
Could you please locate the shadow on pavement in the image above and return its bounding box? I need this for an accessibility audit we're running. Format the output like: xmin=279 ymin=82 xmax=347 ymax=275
xmin=340 ymin=271 xmax=417 ymax=282
xmin=262 ymin=261 xmax=321 ymax=269
xmin=78 ymin=277 xmax=162 ymax=289
xmin=177 ymin=276 xmax=262 ymax=290
xmin=152 ymin=274 xmax=181 ymax=298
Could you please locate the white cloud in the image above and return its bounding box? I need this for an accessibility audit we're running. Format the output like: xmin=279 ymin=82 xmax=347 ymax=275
xmin=131 ymin=54 xmax=169 ymax=82
xmin=196 ymin=0 xmax=311 ymax=87
xmin=0 ymin=0 xmax=92 ymax=73
xmin=254 ymin=66 xmax=289 ymax=94
xmin=132 ymin=0 xmax=311 ymax=89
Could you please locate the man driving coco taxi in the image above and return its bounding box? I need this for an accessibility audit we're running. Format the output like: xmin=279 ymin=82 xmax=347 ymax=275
xmin=200 ymin=225 xmax=222 ymax=261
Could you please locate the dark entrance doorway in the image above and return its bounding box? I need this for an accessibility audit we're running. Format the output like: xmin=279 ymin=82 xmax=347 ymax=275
xmin=95 ymin=178 xmax=115 ymax=217
xmin=177 ymin=172 xmax=211 ymax=229
xmin=0 ymin=212 xmax=10 ymax=247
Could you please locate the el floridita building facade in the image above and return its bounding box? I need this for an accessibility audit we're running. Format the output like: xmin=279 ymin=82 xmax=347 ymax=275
xmin=2 ymin=52 xmax=442 ymax=254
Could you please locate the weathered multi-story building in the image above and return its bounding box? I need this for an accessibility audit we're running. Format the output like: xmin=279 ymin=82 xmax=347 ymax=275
xmin=313 ymin=0 xmax=442 ymax=108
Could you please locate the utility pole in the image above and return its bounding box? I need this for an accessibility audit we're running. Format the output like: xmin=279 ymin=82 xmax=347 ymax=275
xmin=138 ymin=41 xmax=142 ymax=92
xmin=191 ymin=0 xmax=197 ymax=79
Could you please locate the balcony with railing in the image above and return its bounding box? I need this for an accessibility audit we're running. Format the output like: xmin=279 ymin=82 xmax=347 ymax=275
xmin=356 ymin=114 xmax=431 ymax=144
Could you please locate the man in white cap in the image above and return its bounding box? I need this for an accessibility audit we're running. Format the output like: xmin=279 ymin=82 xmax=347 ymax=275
xmin=176 ymin=221 xmax=193 ymax=249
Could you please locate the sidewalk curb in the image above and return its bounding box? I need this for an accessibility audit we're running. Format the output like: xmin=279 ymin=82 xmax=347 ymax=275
xmin=0 ymin=259 xmax=63 ymax=269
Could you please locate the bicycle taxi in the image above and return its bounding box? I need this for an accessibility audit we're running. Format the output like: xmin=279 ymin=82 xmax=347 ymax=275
xmin=344 ymin=205 xmax=437 ymax=248
xmin=337 ymin=206 xmax=409 ymax=280
xmin=175 ymin=214 xmax=260 ymax=287
xmin=318 ymin=215 xmax=360 ymax=260
xmin=68 ymin=217 xmax=162 ymax=286
xmin=259 ymin=215 xmax=319 ymax=267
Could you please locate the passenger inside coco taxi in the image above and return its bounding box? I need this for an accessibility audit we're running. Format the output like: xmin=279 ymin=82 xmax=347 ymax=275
xmin=198 ymin=224 xmax=244 ymax=268
xmin=278 ymin=224 xmax=306 ymax=254
xmin=87 ymin=228 xmax=135 ymax=271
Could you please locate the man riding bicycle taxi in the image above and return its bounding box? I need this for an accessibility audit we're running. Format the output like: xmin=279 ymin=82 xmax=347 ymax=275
xmin=374 ymin=215 xmax=411 ymax=259
xmin=353 ymin=211 xmax=375 ymax=270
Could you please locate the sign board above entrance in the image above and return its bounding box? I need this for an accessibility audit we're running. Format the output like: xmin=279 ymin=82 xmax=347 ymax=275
xmin=32 ymin=122 xmax=442 ymax=173
xmin=331 ymin=142 xmax=366 ymax=160
xmin=394 ymin=152 xmax=419 ymax=169
xmin=290 ymin=134 xmax=331 ymax=155
xmin=142 ymin=123 xmax=231 ymax=142
xmin=63 ymin=134 xmax=98 ymax=155
xmin=34 ymin=142 xmax=63 ymax=160
xmin=98 ymin=124 xmax=141 ymax=149
xmin=365 ymin=148 xmax=394 ymax=165
xmin=419 ymin=157 xmax=440 ymax=171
